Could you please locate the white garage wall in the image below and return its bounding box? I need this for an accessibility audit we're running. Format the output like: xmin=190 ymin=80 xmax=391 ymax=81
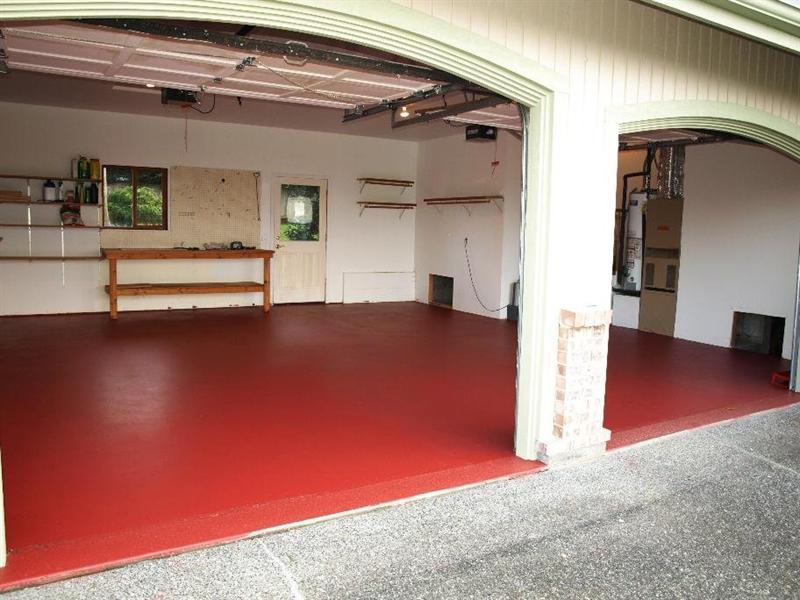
xmin=415 ymin=130 xmax=522 ymax=319
xmin=0 ymin=101 xmax=417 ymax=314
xmin=676 ymin=142 xmax=800 ymax=359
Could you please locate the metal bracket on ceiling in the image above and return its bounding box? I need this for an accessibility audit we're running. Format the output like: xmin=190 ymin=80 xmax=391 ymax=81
xmin=390 ymin=94 xmax=512 ymax=129
xmin=343 ymin=83 xmax=463 ymax=123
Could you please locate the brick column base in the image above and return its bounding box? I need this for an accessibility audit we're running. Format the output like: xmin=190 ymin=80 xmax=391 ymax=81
xmin=536 ymin=307 xmax=612 ymax=465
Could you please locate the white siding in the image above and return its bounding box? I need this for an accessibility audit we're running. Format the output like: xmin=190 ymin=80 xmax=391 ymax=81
xmin=392 ymin=0 xmax=800 ymax=126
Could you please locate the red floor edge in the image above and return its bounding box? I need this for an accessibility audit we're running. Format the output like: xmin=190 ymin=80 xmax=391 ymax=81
xmin=0 ymin=303 xmax=795 ymax=590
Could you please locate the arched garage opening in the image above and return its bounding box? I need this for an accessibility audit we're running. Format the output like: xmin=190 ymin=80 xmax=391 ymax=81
xmin=606 ymin=118 xmax=800 ymax=447
xmin=0 ymin=8 xmax=550 ymax=589
xmin=0 ymin=0 xmax=799 ymax=592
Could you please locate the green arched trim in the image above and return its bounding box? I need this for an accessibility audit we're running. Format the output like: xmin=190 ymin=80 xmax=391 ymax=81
xmin=612 ymin=100 xmax=800 ymax=161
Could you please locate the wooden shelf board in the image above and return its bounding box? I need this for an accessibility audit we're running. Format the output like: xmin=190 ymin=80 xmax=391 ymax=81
xmin=357 ymin=202 xmax=417 ymax=209
xmin=424 ymin=195 xmax=504 ymax=205
xmin=0 ymin=256 xmax=103 ymax=261
xmin=102 ymin=248 xmax=274 ymax=260
xmin=104 ymin=282 xmax=264 ymax=296
xmin=0 ymin=174 xmax=102 ymax=184
xmin=0 ymin=223 xmax=102 ymax=229
xmin=0 ymin=200 xmax=103 ymax=207
xmin=357 ymin=178 xmax=414 ymax=188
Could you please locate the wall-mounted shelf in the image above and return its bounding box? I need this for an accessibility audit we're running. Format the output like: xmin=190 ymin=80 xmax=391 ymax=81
xmin=0 ymin=223 xmax=102 ymax=229
xmin=357 ymin=201 xmax=416 ymax=218
xmin=0 ymin=200 xmax=103 ymax=207
xmin=424 ymin=195 xmax=503 ymax=215
xmin=0 ymin=256 xmax=103 ymax=261
xmin=1 ymin=170 xmax=105 ymax=265
xmin=0 ymin=174 xmax=101 ymax=184
xmin=357 ymin=177 xmax=414 ymax=194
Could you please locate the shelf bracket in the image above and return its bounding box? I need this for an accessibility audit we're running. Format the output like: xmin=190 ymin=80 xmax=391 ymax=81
xmin=359 ymin=205 xmax=367 ymax=217
xmin=463 ymin=205 xmax=472 ymax=216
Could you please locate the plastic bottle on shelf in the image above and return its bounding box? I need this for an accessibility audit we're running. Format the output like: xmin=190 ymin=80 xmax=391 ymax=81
xmin=89 ymin=159 xmax=101 ymax=181
xmin=43 ymin=179 xmax=57 ymax=202
xmin=77 ymin=156 xmax=89 ymax=180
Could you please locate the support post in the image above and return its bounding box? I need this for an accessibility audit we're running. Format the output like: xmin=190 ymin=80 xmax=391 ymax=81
xmin=536 ymin=308 xmax=613 ymax=464
xmin=108 ymin=257 xmax=118 ymax=319
xmin=262 ymin=255 xmax=271 ymax=313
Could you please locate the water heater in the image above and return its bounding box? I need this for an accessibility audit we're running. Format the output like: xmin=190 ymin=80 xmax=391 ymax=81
xmin=623 ymin=191 xmax=648 ymax=291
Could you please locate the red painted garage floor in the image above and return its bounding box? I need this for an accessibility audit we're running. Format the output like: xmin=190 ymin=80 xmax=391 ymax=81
xmin=0 ymin=303 xmax=795 ymax=590
xmin=604 ymin=326 xmax=795 ymax=449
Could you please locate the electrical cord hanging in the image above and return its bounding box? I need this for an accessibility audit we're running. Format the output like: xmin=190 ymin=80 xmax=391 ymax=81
xmin=464 ymin=237 xmax=510 ymax=313
xmin=190 ymin=93 xmax=217 ymax=114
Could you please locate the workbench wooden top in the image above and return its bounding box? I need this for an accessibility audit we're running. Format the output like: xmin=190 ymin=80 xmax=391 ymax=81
xmin=102 ymin=248 xmax=274 ymax=260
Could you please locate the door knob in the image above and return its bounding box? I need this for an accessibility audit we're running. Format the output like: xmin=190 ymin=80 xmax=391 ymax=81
xmin=276 ymin=243 xmax=284 ymax=249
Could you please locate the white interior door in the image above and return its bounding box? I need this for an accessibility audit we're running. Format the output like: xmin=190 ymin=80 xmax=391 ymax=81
xmin=272 ymin=177 xmax=327 ymax=303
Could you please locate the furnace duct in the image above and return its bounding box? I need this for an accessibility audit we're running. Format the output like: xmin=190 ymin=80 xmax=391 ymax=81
xmin=656 ymin=145 xmax=685 ymax=200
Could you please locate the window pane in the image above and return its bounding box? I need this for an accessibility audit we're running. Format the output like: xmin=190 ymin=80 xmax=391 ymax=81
xmin=105 ymin=166 xmax=133 ymax=227
xmin=279 ymin=184 xmax=320 ymax=241
xmin=135 ymin=169 xmax=164 ymax=227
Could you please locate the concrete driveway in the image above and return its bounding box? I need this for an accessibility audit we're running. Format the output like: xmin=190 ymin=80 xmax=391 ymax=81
xmin=6 ymin=404 xmax=800 ymax=599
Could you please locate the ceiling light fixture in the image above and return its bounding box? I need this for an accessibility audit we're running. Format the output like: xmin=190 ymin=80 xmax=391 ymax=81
xmin=399 ymin=106 xmax=410 ymax=118
xmin=145 ymin=83 xmax=155 ymax=88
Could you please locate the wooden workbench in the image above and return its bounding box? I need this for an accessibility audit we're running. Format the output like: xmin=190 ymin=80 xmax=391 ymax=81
xmin=101 ymin=248 xmax=274 ymax=319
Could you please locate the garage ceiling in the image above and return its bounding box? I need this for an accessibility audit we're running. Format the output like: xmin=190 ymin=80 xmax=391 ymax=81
xmin=0 ymin=21 xmax=521 ymax=138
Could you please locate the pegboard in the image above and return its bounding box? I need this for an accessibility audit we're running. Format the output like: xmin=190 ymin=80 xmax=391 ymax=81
xmin=101 ymin=166 xmax=260 ymax=249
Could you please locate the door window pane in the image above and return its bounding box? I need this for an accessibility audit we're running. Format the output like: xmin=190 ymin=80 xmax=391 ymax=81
xmin=105 ymin=166 xmax=133 ymax=227
xmin=135 ymin=169 xmax=165 ymax=227
xmin=279 ymin=184 xmax=320 ymax=241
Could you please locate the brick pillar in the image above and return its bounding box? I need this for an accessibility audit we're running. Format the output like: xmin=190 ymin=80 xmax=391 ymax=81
xmin=536 ymin=307 xmax=612 ymax=465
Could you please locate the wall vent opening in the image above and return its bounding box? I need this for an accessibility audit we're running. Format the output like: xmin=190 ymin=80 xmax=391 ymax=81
xmin=731 ymin=312 xmax=785 ymax=356
xmin=429 ymin=274 xmax=454 ymax=308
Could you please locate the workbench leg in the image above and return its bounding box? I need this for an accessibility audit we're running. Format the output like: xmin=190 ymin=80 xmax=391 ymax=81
xmin=109 ymin=258 xmax=118 ymax=320
xmin=263 ymin=257 xmax=271 ymax=313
